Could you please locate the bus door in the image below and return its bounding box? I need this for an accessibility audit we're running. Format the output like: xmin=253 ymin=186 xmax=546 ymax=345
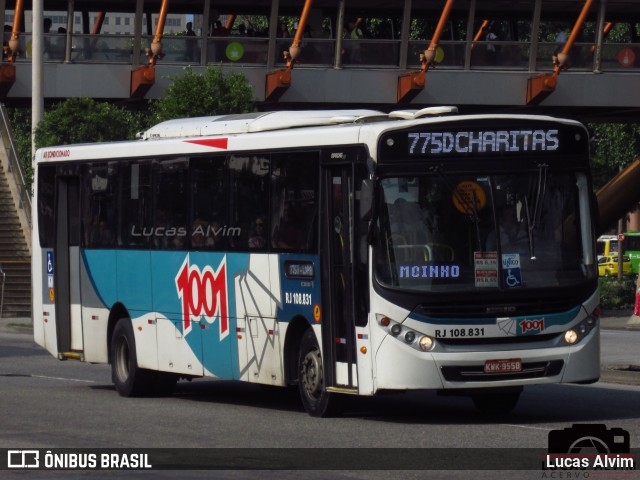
xmin=54 ymin=168 xmax=83 ymax=356
xmin=321 ymin=161 xmax=358 ymax=391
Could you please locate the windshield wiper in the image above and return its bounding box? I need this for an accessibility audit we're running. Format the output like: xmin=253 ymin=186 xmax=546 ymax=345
xmin=523 ymin=163 xmax=548 ymax=260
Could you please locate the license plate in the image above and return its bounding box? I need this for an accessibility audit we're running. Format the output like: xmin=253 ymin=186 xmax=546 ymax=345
xmin=484 ymin=358 xmax=522 ymax=373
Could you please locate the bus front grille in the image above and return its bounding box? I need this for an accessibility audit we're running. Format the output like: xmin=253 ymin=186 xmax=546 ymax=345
xmin=436 ymin=333 xmax=562 ymax=347
xmin=440 ymin=360 xmax=564 ymax=382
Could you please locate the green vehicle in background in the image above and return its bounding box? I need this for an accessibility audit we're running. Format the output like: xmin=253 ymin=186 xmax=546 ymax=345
xmin=624 ymin=231 xmax=640 ymax=274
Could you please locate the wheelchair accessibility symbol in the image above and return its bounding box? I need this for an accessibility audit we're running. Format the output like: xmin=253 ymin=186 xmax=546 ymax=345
xmin=47 ymin=251 xmax=54 ymax=274
xmin=505 ymin=269 xmax=521 ymax=287
xmin=502 ymin=254 xmax=521 ymax=288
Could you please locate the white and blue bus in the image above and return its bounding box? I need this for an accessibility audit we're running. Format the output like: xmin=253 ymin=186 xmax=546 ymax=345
xmin=33 ymin=108 xmax=600 ymax=416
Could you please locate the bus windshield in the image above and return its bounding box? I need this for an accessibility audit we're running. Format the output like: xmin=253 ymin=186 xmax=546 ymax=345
xmin=374 ymin=170 xmax=595 ymax=292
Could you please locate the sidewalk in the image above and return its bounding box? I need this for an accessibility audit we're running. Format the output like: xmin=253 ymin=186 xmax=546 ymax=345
xmin=0 ymin=316 xmax=33 ymax=334
xmin=600 ymin=309 xmax=640 ymax=331
xmin=599 ymin=310 xmax=640 ymax=386
xmin=2 ymin=312 xmax=639 ymax=385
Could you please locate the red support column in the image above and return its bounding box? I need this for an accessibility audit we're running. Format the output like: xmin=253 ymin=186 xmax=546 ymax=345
xmin=629 ymin=273 xmax=640 ymax=328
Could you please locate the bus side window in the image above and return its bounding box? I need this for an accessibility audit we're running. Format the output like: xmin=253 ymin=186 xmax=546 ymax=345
xmin=120 ymin=162 xmax=152 ymax=248
xmin=190 ymin=156 xmax=228 ymax=251
xmin=37 ymin=165 xmax=56 ymax=248
xmin=270 ymin=152 xmax=319 ymax=252
xmin=153 ymin=159 xmax=188 ymax=250
xmin=83 ymin=163 xmax=117 ymax=249
xmin=272 ymin=201 xmax=305 ymax=250
xmin=228 ymin=154 xmax=269 ymax=251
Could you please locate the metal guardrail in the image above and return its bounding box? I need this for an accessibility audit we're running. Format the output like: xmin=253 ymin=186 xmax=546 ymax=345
xmin=0 ymin=103 xmax=32 ymax=228
xmin=9 ymin=32 xmax=640 ymax=72
xmin=0 ymin=264 xmax=5 ymax=318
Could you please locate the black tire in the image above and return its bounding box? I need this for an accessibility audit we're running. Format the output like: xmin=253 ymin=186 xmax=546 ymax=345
xmin=111 ymin=319 xmax=153 ymax=397
xmin=298 ymin=328 xmax=341 ymax=417
xmin=472 ymin=391 xmax=521 ymax=415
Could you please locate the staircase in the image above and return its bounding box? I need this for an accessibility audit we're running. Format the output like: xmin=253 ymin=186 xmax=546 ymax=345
xmin=0 ymin=104 xmax=31 ymax=318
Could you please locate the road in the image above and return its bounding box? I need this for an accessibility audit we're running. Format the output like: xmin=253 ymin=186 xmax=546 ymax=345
xmin=601 ymin=329 xmax=640 ymax=365
xmin=1 ymin=330 xmax=639 ymax=479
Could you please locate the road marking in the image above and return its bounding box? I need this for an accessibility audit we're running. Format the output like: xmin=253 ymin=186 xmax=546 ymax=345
xmin=602 ymin=330 xmax=640 ymax=336
xmin=500 ymin=424 xmax=550 ymax=431
xmin=32 ymin=374 xmax=95 ymax=383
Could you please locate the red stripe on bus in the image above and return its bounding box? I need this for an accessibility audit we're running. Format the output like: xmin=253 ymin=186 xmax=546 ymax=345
xmin=184 ymin=138 xmax=228 ymax=149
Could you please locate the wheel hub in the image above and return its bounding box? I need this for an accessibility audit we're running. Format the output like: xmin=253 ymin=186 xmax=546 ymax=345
xmin=302 ymin=349 xmax=323 ymax=398
xmin=115 ymin=337 xmax=130 ymax=383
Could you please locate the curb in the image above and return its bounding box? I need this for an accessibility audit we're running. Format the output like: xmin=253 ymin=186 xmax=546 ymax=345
xmin=599 ymin=365 xmax=640 ymax=387
xmin=627 ymin=314 xmax=640 ymax=328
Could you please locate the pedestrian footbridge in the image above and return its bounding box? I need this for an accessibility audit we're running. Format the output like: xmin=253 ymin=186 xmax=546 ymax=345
xmin=2 ymin=0 xmax=640 ymax=119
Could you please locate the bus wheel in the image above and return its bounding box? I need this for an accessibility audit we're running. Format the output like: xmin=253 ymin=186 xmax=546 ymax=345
xmin=472 ymin=391 xmax=521 ymax=415
xmin=298 ymin=328 xmax=341 ymax=417
xmin=111 ymin=319 xmax=152 ymax=397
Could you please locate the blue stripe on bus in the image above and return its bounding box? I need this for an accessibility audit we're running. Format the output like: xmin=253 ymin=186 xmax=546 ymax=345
xmin=82 ymin=250 xmax=251 ymax=379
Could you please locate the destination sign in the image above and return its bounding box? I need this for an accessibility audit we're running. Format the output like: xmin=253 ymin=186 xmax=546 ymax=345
xmin=284 ymin=260 xmax=315 ymax=279
xmin=407 ymin=129 xmax=559 ymax=156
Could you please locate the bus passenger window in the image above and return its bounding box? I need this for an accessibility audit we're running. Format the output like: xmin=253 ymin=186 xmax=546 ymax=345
xmin=189 ymin=156 xmax=228 ymax=251
xmin=273 ymin=203 xmax=305 ymax=250
xmin=248 ymin=216 xmax=267 ymax=250
xmin=37 ymin=165 xmax=56 ymax=248
xmin=270 ymin=152 xmax=319 ymax=252
xmin=228 ymin=154 xmax=269 ymax=251
xmin=154 ymin=158 xmax=188 ymax=250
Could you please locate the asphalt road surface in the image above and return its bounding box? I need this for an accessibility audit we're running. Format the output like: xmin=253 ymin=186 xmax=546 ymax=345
xmin=1 ymin=330 xmax=639 ymax=479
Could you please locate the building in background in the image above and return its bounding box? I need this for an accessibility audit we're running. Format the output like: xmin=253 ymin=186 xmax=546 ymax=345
xmin=5 ymin=11 xmax=189 ymax=35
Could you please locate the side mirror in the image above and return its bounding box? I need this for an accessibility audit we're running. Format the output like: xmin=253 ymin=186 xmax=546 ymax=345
xmin=359 ymin=179 xmax=373 ymax=221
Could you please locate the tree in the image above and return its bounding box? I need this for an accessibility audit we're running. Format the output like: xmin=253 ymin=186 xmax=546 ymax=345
xmin=590 ymin=123 xmax=640 ymax=190
xmin=34 ymin=97 xmax=145 ymax=149
xmin=7 ymin=108 xmax=33 ymax=185
xmin=149 ymin=65 xmax=255 ymax=124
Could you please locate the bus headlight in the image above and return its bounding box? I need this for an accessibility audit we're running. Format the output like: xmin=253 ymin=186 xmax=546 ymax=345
xmin=376 ymin=314 xmax=436 ymax=352
xmin=564 ymin=330 xmax=578 ymax=345
xmin=418 ymin=335 xmax=435 ymax=351
xmin=563 ymin=307 xmax=599 ymax=345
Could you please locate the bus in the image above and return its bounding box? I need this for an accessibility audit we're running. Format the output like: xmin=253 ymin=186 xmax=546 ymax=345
xmin=32 ymin=108 xmax=600 ymax=417
xmin=625 ymin=231 xmax=640 ymax=273
xmin=597 ymin=232 xmax=640 ymax=273
xmin=596 ymin=235 xmax=618 ymax=259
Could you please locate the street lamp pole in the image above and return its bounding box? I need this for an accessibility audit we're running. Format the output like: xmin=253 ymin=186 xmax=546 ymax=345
xmin=32 ymin=0 xmax=44 ymax=162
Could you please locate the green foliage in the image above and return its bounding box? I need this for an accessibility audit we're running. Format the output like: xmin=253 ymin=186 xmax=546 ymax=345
xmin=599 ymin=275 xmax=638 ymax=310
xmin=590 ymin=123 xmax=640 ymax=189
xmin=607 ymin=23 xmax=637 ymax=43
xmin=34 ymin=97 xmax=145 ymax=149
xmin=149 ymin=65 xmax=255 ymax=124
xmin=236 ymin=15 xmax=270 ymax=36
xmin=7 ymin=107 xmax=34 ymax=186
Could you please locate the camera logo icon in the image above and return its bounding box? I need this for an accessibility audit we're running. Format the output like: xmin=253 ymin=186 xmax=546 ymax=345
xmin=548 ymin=424 xmax=630 ymax=454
